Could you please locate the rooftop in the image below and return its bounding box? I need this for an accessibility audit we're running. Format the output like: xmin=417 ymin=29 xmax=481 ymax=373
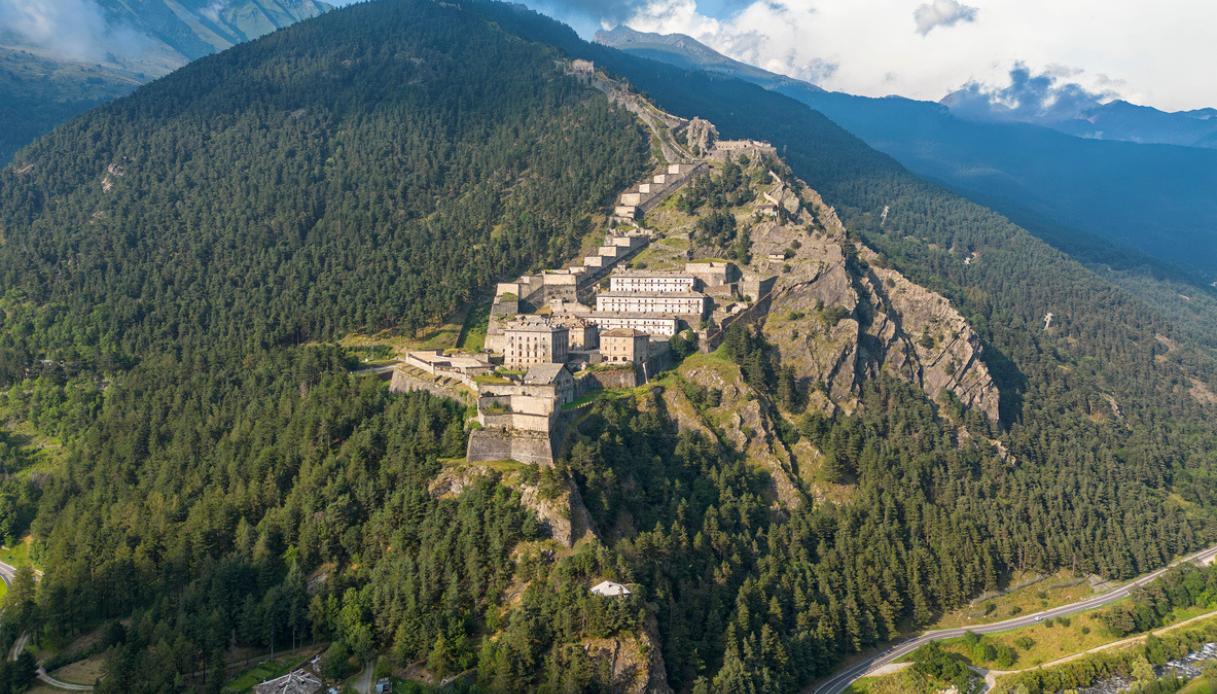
xmin=523 ymin=363 xmax=570 ymax=384
xmin=597 ymin=291 xmax=707 ymax=299
xmin=550 ymin=315 xmax=593 ymax=327
xmin=590 ymin=580 xmax=632 ymax=597
xmin=587 ymin=312 xmax=680 ymax=322
xmin=602 ymin=328 xmax=646 ymax=338
xmin=504 ymin=320 xmax=566 ymax=333
xmin=611 ymin=269 xmax=696 ymax=279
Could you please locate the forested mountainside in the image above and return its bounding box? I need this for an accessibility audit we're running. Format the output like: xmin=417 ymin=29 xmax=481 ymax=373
xmin=0 ymin=0 xmax=330 ymax=164
xmin=0 ymin=49 xmax=142 ymax=166
xmin=1 ymin=1 xmax=1217 ymax=693
xmin=596 ymin=26 xmax=1217 ymax=282
xmin=0 ymin=0 xmax=646 ymax=366
xmin=0 ymin=0 xmax=648 ymax=689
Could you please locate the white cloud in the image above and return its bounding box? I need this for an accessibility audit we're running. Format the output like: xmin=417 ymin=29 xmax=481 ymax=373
xmin=913 ymin=0 xmax=977 ymax=36
xmin=0 ymin=0 xmax=111 ymax=62
xmin=199 ymin=1 xmax=227 ymax=23
xmin=594 ymin=0 xmax=1217 ymax=111
xmin=0 ymin=0 xmax=156 ymax=65
xmin=942 ymin=63 xmax=1119 ymax=122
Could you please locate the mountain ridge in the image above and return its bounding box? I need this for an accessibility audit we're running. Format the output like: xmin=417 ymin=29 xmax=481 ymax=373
xmin=942 ymin=91 xmax=1217 ymax=150
xmin=595 ymin=25 xmax=1217 ymax=281
xmin=0 ymin=0 xmax=331 ymax=164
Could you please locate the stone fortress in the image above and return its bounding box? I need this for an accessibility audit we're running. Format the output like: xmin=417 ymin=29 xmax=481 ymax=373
xmin=392 ymin=61 xmax=781 ymax=466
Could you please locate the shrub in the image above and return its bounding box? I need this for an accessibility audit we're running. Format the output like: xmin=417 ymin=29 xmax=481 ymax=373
xmin=322 ymin=642 xmax=356 ymax=680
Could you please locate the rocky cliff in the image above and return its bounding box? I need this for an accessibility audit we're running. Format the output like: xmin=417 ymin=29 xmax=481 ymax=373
xmin=656 ymin=353 xmax=811 ymax=510
xmin=430 ymin=462 xmax=595 ymax=547
xmin=747 ymin=176 xmax=1002 ymax=422
xmin=580 ymin=614 xmax=672 ymax=694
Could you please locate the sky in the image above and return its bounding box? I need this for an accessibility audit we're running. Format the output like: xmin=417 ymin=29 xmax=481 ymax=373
xmin=515 ymin=0 xmax=1217 ymax=112
xmin=0 ymin=0 xmax=155 ymax=64
xmin=6 ymin=0 xmax=1213 ymax=112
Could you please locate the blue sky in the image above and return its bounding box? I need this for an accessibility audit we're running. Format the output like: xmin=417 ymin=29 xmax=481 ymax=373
xmin=453 ymin=0 xmax=1217 ymax=111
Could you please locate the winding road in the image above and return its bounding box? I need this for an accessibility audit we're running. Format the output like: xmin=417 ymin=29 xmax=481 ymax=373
xmin=0 ymin=558 xmax=93 ymax=691
xmin=0 ymin=560 xmax=17 ymax=587
xmin=813 ymin=543 xmax=1217 ymax=694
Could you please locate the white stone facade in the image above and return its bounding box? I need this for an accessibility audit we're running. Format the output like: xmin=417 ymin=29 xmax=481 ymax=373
xmin=504 ymin=322 xmax=569 ymax=368
xmin=601 ymin=328 xmax=650 ymax=364
xmin=588 ymin=314 xmax=679 ymax=337
xmin=596 ymin=291 xmax=708 ymax=317
xmin=609 ymin=270 xmax=697 ymax=294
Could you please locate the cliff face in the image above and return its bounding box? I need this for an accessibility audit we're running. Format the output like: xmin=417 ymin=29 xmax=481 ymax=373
xmin=657 ymin=354 xmax=809 ymax=510
xmin=429 ymin=463 xmax=595 ymax=547
xmin=580 ymin=614 xmax=672 ymax=694
xmin=750 ymin=180 xmax=1001 ymax=422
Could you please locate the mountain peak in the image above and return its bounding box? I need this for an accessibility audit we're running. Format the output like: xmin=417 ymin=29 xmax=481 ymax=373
xmin=595 ymin=24 xmax=822 ymax=92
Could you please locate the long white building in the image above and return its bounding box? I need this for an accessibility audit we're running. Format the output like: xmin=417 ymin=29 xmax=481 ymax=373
xmin=609 ymin=269 xmax=697 ymax=294
xmin=596 ymin=291 xmax=708 ymax=317
xmin=587 ymin=313 xmax=679 ymax=337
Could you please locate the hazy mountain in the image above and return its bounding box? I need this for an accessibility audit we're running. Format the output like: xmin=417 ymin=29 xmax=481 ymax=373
xmin=593 ymin=24 xmax=819 ymax=92
xmin=0 ymin=0 xmax=330 ymax=163
xmin=88 ymin=0 xmax=333 ymax=68
xmin=0 ymin=47 xmax=142 ymax=165
xmin=942 ymin=87 xmax=1217 ymax=150
xmin=1057 ymin=101 xmax=1217 ymax=148
xmin=597 ymin=26 xmax=1217 ymax=281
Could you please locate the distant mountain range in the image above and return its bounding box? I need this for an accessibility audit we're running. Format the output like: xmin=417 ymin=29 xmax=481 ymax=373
xmin=0 ymin=0 xmax=329 ymax=163
xmin=593 ymin=25 xmax=821 ymax=94
xmin=942 ymin=90 xmax=1217 ymax=150
xmin=596 ymin=26 xmax=1217 ymax=281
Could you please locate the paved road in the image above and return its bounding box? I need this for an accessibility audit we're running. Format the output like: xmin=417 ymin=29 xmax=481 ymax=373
xmin=36 ymin=666 xmax=93 ymax=692
xmin=354 ymin=661 xmax=373 ymax=694
xmin=1 ymin=559 xmax=93 ymax=691
xmin=813 ymin=543 xmax=1217 ymax=694
xmin=0 ymin=561 xmax=16 ymax=586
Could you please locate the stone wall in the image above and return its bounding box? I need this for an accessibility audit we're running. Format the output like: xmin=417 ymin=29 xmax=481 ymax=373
xmin=572 ymin=349 xmax=672 ymax=396
xmin=389 ymin=367 xmax=471 ymax=404
xmin=477 ymin=413 xmax=553 ymax=432
xmin=466 ymin=428 xmax=555 ymax=465
xmin=576 ymin=366 xmax=641 ymax=396
xmin=490 ymin=298 xmax=519 ymax=317
xmin=703 ymin=287 xmax=776 ymax=352
xmin=638 ymin=162 xmax=706 ymax=214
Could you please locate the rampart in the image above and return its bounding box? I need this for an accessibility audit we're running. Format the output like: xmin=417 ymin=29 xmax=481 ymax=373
xmin=466 ymin=428 xmax=555 ymax=465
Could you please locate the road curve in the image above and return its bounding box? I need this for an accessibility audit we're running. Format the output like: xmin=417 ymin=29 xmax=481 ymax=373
xmin=813 ymin=543 xmax=1217 ymax=694
xmin=36 ymin=667 xmax=93 ymax=692
xmin=2 ymin=558 xmax=94 ymax=691
xmin=0 ymin=559 xmax=17 ymax=587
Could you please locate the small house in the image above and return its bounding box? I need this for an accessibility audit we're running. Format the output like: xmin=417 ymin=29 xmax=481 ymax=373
xmin=590 ymin=581 xmax=632 ymax=597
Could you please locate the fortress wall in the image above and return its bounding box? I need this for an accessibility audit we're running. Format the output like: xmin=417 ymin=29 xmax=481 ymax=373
xmin=638 ymin=162 xmax=706 ymax=214
xmin=389 ymin=367 xmax=471 ymax=403
xmin=703 ymin=290 xmax=776 ymax=352
xmin=467 ymin=429 xmax=555 ymax=465
xmin=576 ymin=367 xmax=641 ymax=396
